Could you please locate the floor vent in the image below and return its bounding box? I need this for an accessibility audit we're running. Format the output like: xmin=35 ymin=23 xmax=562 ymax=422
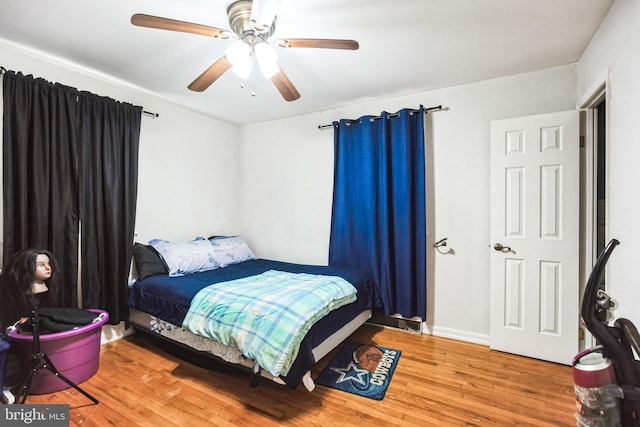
xmin=367 ymin=313 xmax=423 ymax=334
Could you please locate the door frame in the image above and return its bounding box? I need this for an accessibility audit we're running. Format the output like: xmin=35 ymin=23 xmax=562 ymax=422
xmin=579 ymin=78 xmax=608 ymax=350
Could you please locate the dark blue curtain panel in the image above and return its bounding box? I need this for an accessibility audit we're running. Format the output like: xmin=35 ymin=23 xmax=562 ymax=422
xmin=329 ymin=106 xmax=426 ymax=320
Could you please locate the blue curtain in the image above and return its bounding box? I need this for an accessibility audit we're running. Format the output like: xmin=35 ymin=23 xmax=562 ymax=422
xmin=329 ymin=106 xmax=426 ymax=320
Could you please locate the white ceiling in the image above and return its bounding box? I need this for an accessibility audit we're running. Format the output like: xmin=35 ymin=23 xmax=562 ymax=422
xmin=0 ymin=0 xmax=612 ymax=125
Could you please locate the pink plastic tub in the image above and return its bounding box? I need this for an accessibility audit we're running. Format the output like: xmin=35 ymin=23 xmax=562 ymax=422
xmin=7 ymin=309 xmax=108 ymax=394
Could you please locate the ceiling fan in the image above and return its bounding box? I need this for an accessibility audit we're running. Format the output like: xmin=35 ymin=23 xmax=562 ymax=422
xmin=131 ymin=0 xmax=360 ymax=101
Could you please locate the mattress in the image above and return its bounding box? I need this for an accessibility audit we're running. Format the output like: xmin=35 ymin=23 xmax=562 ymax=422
xmin=127 ymin=258 xmax=380 ymax=388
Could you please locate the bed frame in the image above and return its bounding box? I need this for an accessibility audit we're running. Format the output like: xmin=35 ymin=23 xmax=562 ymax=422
xmin=129 ymin=307 xmax=372 ymax=391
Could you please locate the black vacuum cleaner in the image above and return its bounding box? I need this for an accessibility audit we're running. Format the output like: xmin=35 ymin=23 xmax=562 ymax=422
xmin=574 ymin=239 xmax=640 ymax=426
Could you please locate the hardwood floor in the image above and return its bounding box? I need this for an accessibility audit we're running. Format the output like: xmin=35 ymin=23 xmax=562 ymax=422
xmin=24 ymin=324 xmax=577 ymax=426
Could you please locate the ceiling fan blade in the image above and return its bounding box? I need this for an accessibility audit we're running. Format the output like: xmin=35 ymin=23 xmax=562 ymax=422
xmin=188 ymin=57 xmax=233 ymax=92
xmin=277 ymin=38 xmax=359 ymax=50
xmin=131 ymin=13 xmax=230 ymax=39
xmin=270 ymin=68 xmax=300 ymax=102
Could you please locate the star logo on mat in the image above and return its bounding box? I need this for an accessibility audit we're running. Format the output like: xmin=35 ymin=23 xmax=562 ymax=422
xmin=330 ymin=361 xmax=369 ymax=385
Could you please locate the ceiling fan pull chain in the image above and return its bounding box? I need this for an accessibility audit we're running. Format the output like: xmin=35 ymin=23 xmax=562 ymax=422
xmin=251 ymin=62 xmax=257 ymax=97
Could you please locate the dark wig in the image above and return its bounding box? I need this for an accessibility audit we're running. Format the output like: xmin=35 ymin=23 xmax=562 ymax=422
xmin=0 ymin=249 xmax=60 ymax=331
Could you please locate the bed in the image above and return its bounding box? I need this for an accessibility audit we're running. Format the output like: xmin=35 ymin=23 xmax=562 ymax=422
xmin=127 ymin=236 xmax=380 ymax=391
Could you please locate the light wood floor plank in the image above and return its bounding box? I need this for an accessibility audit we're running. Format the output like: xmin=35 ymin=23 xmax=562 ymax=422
xmin=23 ymin=324 xmax=576 ymax=426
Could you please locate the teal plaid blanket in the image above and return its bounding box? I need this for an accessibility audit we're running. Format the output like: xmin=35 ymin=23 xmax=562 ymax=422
xmin=182 ymin=270 xmax=357 ymax=377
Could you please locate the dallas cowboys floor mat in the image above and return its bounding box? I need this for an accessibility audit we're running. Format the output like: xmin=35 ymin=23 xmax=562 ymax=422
xmin=316 ymin=341 xmax=401 ymax=400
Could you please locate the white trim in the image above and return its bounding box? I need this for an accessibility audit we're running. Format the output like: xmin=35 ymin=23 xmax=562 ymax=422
xmin=425 ymin=325 xmax=489 ymax=346
xmin=578 ymin=75 xmax=609 ymax=351
xmin=100 ymin=322 xmax=135 ymax=345
xmin=577 ymin=69 xmax=608 ymax=110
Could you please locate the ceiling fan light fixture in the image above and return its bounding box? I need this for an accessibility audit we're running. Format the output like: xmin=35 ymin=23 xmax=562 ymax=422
xmin=254 ymin=42 xmax=279 ymax=78
xmin=226 ymin=39 xmax=253 ymax=80
xmin=131 ymin=1 xmax=358 ymax=101
xmin=231 ymin=56 xmax=253 ymax=80
xmin=225 ymin=39 xmax=251 ymax=65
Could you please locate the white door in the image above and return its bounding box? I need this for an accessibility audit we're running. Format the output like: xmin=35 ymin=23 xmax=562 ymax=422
xmin=489 ymin=110 xmax=579 ymax=365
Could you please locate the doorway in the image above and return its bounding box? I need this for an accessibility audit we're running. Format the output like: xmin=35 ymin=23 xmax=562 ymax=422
xmin=580 ymin=85 xmax=607 ymax=350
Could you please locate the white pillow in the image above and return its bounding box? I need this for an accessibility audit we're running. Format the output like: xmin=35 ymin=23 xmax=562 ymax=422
xmin=209 ymin=236 xmax=257 ymax=268
xmin=149 ymin=238 xmax=220 ymax=277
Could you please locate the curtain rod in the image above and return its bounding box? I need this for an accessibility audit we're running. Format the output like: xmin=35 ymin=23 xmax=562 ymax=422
xmin=1 ymin=66 xmax=159 ymax=118
xmin=317 ymin=105 xmax=443 ymax=130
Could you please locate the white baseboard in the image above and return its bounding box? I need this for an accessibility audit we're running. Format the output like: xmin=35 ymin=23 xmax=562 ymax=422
xmin=424 ymin=325 xmax=489 ymax=346
xmin=100 ymin=321 xmax=135 ymax=344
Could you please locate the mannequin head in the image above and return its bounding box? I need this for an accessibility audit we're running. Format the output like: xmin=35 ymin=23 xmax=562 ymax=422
xmin=31 ymin=253 xmax=52 ymax=294
xmin=0 ymin=249 xmax=59 ymax=329
xmin=2 ymin=249 xmax=56 ymax=290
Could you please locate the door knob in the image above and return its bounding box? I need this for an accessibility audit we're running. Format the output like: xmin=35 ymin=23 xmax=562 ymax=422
xmin=494 ymin=243 xmax=511 ymax=252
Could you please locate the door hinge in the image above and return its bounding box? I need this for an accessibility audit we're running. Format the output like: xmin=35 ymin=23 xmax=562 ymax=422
xmin=579 ymin=327 xmax=585 ymax=340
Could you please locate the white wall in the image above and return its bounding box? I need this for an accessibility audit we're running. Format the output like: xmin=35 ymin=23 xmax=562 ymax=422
xmin=6 ymin=0 xmax=637 ymax=346
xmin=577 ymin=0 xmax=640 ymax=328
xmin=240 ymin=65 xmax=577 ymax=343
xmin=0 ymin=39 xmax=240 ymax=251
xmin=238 ymin=114 xmax=336 ymax=263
